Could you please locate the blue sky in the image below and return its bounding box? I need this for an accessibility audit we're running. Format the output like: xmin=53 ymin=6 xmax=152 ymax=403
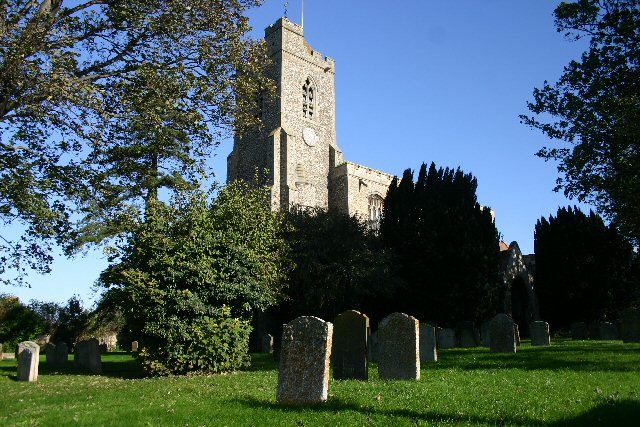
xmin=3 ymin=0 xmax=593 ymax=305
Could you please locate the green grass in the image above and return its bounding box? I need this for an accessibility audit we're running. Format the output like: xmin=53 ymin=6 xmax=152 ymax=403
xmin=1 ymin=339 xmax=639 ymax=426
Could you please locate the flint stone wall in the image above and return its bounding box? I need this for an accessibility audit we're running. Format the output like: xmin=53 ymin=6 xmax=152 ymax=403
xmin=277 ymin=316 xmax=333 ymax=404
xmin=377 ymin=313 xmax=420 ymax=380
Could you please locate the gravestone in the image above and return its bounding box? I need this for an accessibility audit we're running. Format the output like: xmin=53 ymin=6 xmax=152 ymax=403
xmin=438 ymin=328 xmax=456 ymax=349
xmin=131 ymin=341 xmax=139 ymax=352
xmin=0 ymin=343 xmax=2 ymax=359
xmin=261 ymin=334 xmax=274 ymax=353
xmin=17 ymin=341 xmax=39 ymax=382
xmin=368 ymin=330 xmax=379 ymax=363
xmin=457 ymin=321 xmax=479 ymax=348
xmin=480 ymin=320 xmax=491 ymax=348
xmin=489 ymin=314 xmax=516 ymax=354
xmin=277 ymin=316 xmax=333 ymax=404
xmin=377 ymin=313 xmax=420 ymax=380
xmin=75 ymin=339 xmax=102 ymax=374
xmin=45 ymin=342 xmax=69 ymax=368
xmin=570 ymin=322 xmax=589 ymax=340
xmin=419 ymin=323 xmax=437 ymax=362
xmin=598 ymin=322 xmax=619 ymax=340
xmin=530 ymin=321 xmax=550 ymax=346
xmin=514 ymin=323 xmax=521 ymax=347
xmin=332 ymin=310 xmax=369 ymax=380
xmin=620 ymin=308 xmax=640 ymax=343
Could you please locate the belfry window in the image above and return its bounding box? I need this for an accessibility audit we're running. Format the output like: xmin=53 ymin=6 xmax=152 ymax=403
xmin=368 ymin=194 xmax=384 ymax=232
xmin=302 ymin=77 xmax=315 ymax=119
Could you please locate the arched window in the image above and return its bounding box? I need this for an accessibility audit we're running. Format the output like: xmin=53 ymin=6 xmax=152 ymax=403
xmin=302 ymin=77 xmax=315 ymax=119
xmin=368 ymin=194 xmax=384 ymax=232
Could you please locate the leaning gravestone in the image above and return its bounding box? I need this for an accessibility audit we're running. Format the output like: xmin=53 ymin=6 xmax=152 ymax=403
xmin=131 ymin=341 xmax=139 ymax=352
xmin=438 ymin=328 xmax=456 ymax=349
xmin=489 ymin=314 xmax=516 ymax=354
xmin=530 ymin=321 xmax=550 ymax=346
xmin=570 ymin=322 xmax=589 ymax=340
xmin=75 ymin=339 xmax=102 ymax=374
xmin=620 ymin=308 xmax=640 ymax=343
xmin=377 ymin=313 xmax=420 ymax=380
xmin=277 ymin=316 xmax=333 ymax=404
xmin=17 ymin=341 xmax=39 ymax=382
xmin=45 ymin=342 xmax=69 ymax=368
xmin=598 ymin=322 xmax=619 ymax=341
xmin=419 ymin=323 xmax=437 ymax=362
xmin=261 ymin=334 xmax=274 ymax=353
xmin=332 ymin=310 xmax=369 ymax=380
xmin=457 ymin=321 xmax=479 ymax=348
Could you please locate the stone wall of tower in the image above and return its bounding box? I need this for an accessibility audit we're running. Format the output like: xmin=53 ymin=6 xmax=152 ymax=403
xmin=228 ymin=18 xmax=344 ymax=211
xmin=330 ymin=162 xmax=394 ymax=220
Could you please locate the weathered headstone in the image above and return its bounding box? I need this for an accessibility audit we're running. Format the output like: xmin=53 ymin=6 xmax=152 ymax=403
xmin=480 ymin=320 xmax=491 ymax=348
xmin=419 ymin=323 xmax=437 ymax=362
xmin=277 ymin=316 xmax=333 ymax=404
xmin=570 ymin=322 xmax=589 ymax=340
xmin=598 ymin=322 xmax=619 ymax=340
xmin=332 ymin=310 xmax=369 ymax=380
xmin=45 ymin=342 xmax=69 ymax=368
xmin=131 ymin=341 xmax=139 ymax=352
xmin=17 ymin=341 xmax=39 ymax=382
xmin=437 ymin=328 xmax=456 ymax=349
xmin=514 ymin=323 xmax=521 ymax=347
xmin=261 ymin=334 xmax=274 ymax=353
xmin=75 ymin=339 xmax=102 ymax=374
xmin=457 ymin=321 xmax=479 ymax=348
xmin=530 ymin=321 xmax=550 ymax=346
xmin=620 ymin=308 xmax=640 ymax=343
xmin=489 ymin=314 xmax=516 ymax=354
xmin=377 ymin=313 xmax=420 ymax=380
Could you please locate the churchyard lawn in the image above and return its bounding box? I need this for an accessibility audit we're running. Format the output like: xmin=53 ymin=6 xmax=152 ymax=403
xmin=1 ymin=339 xmax=638 ymax=426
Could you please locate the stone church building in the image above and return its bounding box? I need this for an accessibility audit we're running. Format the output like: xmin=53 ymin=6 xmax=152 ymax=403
xmin=227 ymin=18 xmax=393 ymax=228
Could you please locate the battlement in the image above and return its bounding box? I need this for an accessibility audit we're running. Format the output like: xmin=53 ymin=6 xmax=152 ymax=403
xmin=266 ymin=18 xmax=335 ymax=70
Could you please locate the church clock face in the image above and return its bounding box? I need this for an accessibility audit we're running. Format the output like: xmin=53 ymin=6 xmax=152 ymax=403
xmin=303 ymin=127 xmax=317 ymax=147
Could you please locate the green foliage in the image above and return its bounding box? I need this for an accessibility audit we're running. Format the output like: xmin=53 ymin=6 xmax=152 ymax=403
xmin=0 ymin=295 xmax=47 ymax=350
xmin=521 ymin=0 xmax=640 ymax=245
xmin=0 ymin=0 xmax=272 ymax=285
xmin=380 ymin=163 xmax=502 ymax=324
xmin=276 ymin=208 xmax=396 ymax=325
xmin=99 ymin=182 xmax=289 ymax=375
xmin=534 ymin=206 xmax=637 ymax=329
xmin=29 ymin=296 xmax=90 ymax=346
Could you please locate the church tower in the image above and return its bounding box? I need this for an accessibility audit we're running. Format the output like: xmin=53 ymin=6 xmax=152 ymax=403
xmin=227 ymin=18 xmax=344 ymax=210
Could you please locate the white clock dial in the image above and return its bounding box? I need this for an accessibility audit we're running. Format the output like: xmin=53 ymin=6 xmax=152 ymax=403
xmin=303 ymin=127 xmax=317 ymax=147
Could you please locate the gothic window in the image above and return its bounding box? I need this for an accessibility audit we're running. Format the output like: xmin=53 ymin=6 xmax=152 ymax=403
xmin=302 ymin=77 xmax=315 ymax=119
xmin=368 ymin=194 xmax=384 ymax=232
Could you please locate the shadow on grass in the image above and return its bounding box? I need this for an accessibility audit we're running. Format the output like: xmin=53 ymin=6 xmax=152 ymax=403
xmin=238 ymin=396 xmax=640 ymax=426
xmin=246 ymin=353 xmax=278 ymax=372
xmin=433 ymin=343 xmax=640 ymax=373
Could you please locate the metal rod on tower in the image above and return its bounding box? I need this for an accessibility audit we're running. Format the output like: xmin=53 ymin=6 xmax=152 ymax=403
xmin=302 ymin=0 xmax=304 ymax=29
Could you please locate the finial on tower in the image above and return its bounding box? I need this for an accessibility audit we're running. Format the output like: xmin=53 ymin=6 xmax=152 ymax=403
xmin=284 ymin=1 xmax=288 ymax=18
xmin=301 ymin=0 xmax=304 ymax=29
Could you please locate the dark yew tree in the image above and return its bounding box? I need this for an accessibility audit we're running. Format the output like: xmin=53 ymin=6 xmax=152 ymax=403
xmin=534 ymin=206 xmax=637 ymax=329
xmin=380 ymin=163 xmax=501 ymax=325
xmin=522 ymin=0 xmax=640 ymax=245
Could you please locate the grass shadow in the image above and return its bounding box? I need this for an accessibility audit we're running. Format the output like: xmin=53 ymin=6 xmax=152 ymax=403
xmin=245 ymin=353 xmax=278 ymax=372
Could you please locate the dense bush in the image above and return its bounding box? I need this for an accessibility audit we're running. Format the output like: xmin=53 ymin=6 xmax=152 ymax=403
xmin=0 ymin=295 xmax=47 ymax=350
xmin=535 ymin=206 xmax=637 ymax=329
xmin=30 ymin=296 xmax=90 ymax=347
xmin=380 ymin=163 xmax=502 ymax=325
xmin=100 ymin=182 xmax=290 ymax=375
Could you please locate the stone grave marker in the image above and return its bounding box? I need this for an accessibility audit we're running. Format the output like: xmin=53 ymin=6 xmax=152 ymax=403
xmin=377 ymin=313 xmax=420 ymax=380
xmin=17 ymin=341 xmax=39 ymax=382
xmin=437 ymin=328 xmax=456 ymax=349
xmin=368 ymin=330 xmax=379 ymax=363
xmin=514 ymin=323 xmax=521 ymax=347
xmin=530 ymin=321 xmax=550 ymax=346
xmin=45 ymin=342 xmax=69 ymax=368
xmin=261 ymin=334 xmax=274 ymax=353
xmin=277 ymin=316 xmax=333 ymax=404
xmin=457 ymin=321 xmax=479 ymax=348
xmin=570 ymin=322 xmax=589 ymax=340
xmin=598 ymin=322 xmax=619 ymax=340
xmin=419 ymin=323 xmax=437 ymax=362
xmin=489 ymin=314 xmax=516 ymax=354
xmin=480 ymin=320 xmax=491 ymax=348
xmin=620 ymin=308 xmax=640 ymax=343
xmin=75 ymin=339 xmax=102 ymax=374
xmin=131 ymin=341 xmax=139 ymax=352
xmin=332 ymin=310 xmax=369 ymax=380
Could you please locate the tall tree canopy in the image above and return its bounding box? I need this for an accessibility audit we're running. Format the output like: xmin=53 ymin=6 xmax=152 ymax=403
xmin=534 ymin=206 xmax=637 ymax=330
xmin=521 ymin=0 xmax=640 ymax=245
xmin=380 ymin=163 xmax=501 ymax=325
xmin=0 ymin=0 xmax=271 ymax=285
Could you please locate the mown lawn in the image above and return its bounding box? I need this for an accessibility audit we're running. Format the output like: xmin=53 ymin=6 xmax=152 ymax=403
xmin=1 ymin=339 xmax=639 ymax=426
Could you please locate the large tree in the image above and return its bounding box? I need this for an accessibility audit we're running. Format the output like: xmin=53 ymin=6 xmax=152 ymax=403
xmin=521 ymin=0 xmax=640 ymax=245
xmin=0 ymin=0 xmax=270 ymax=285
xmin=380 ymin=163 xmax=502 ymax=325
xmin=534 ymin=206 xmax=636 ymax=330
